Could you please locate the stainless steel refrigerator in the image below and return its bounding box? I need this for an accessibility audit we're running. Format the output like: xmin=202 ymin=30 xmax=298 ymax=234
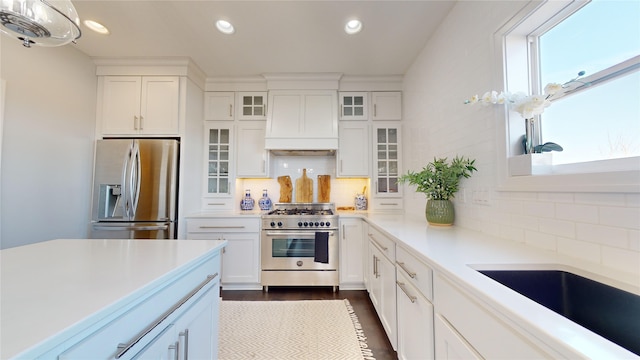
xmin=90 ymin=139 xmax=179 ymax=239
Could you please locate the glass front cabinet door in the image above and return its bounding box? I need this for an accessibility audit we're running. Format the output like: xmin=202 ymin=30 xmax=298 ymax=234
xmin=373 ymin=123 xmax=402 ymax=197
xmin=339 ymin=92 xmax=368 ymax=121
xmin=203 ymin=121 xmax=235 ymax=210
xmin=236 ymin=92 xmax=267 ymax=120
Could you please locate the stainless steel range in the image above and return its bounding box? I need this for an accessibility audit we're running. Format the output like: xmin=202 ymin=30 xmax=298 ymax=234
xmin=261 ymin=203 xmax=338 ymax=291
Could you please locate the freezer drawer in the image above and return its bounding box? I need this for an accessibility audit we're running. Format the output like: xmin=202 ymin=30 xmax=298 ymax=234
xmin=91 ymin=222 xmax=175 ymax=239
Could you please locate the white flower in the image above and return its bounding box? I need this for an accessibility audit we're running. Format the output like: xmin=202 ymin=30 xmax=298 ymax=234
xmin=480 ymin=91 xmax=498 ymax=105
xmin=496 ymin=91 xmax=508 ymax=104
xmin=465 ymin=94 xmax=479 ymax=104
xmin=544 ymin=82 xmax=563 ymax=96
xmin=512 ymin=94 xmax=551 ymax=118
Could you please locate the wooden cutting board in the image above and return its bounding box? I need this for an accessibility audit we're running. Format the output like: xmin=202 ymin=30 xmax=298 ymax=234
xmin=295 ymin=169 xmax=313 ymax=203
xmin=277 ymin=175 xmax=293 ymax=203
xmin=317 ymin=175 xmax=331 ymax=203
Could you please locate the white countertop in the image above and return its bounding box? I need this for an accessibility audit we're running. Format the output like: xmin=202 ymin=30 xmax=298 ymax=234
xmin=0 ymin=239 xmax=226 ymax=359
xmin=364 ymin=214 xmax=640 ymax=359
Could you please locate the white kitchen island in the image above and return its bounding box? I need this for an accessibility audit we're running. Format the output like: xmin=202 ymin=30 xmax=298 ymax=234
xmin=0 ymin=238 xmax=227 ymax=359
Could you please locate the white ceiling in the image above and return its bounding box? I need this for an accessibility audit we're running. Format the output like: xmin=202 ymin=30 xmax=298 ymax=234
xmin=71 ymin=1 xmax=456 ymax=78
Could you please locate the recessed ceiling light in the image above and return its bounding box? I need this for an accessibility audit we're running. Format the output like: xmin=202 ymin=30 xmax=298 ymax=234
xmin=216 ymin=20 xmax=235 ymax=35
xmin=345 ymin=19 xmax=362 ymax=35
xmin=84 ymin=20 xmax=110 ymax=35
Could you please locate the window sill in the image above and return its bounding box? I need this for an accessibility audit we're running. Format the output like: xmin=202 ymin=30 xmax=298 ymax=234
xmin=500 ymin=156 xmax=640 ymax=193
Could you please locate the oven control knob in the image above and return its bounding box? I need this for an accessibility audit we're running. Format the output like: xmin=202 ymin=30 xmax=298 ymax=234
xmin=320 ymin=221 xmax=325 ymax=226
xmin=314 ymin=222 xmax=320 ymax=227
xmin=277 ymin=221 xmax=283 ymax=227
xmin=270 ymin=221 xmax=276 ymax=227
xmin=303 ymin=222 xmax=309 ymax=227
xmin=296 ymin=260 xmax=303 ymax=267
xmin=298 ymin=221 xmax=303 ymax=227
xmin=325 ymin=221 xmax=331 ymax=227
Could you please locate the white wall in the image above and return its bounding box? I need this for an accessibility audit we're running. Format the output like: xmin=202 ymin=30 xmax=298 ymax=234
xmin=402 ymin=1 xmax=639 ymax=275
xmin=0 ymin=39 xmax=96 ymax=249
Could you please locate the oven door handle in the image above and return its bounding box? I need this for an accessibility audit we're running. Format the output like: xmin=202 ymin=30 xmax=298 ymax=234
xmin=264 ymin=231 xmax=334 ymax=237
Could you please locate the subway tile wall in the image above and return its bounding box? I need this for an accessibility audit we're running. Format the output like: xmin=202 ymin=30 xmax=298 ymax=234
xmin=401 ymin=2 xmax=640 ymax=276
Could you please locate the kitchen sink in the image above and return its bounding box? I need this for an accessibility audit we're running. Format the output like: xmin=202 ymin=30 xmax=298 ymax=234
xmin=477 ymin=269 xmax=640 ymax=356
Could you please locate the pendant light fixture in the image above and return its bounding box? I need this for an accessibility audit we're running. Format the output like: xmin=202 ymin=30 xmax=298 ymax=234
xmin=0 ymin=0 xmax=81 ymax=48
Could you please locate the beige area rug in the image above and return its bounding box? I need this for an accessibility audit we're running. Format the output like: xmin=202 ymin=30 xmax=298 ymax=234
xmin=219 ymin=299 xmax=375 ymax=360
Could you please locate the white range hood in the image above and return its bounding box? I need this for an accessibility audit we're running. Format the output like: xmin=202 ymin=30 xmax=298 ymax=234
xmin=263 ymin=74 xmax=340 ymax=153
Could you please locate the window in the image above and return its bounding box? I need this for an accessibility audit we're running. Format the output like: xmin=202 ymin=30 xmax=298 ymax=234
xmin=533 ymin=0 xmax=640 ymax=165
xmin=496 ymin=0 xmax=640 ymax=192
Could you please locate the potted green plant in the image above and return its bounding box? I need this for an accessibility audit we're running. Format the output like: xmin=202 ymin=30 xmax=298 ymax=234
xmin=399 ymin=156 xmax=476 ymax=226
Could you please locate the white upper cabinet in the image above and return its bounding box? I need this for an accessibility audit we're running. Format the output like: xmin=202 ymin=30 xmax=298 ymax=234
xmin=236 ymin=121 xmax=269 ymax=178
xmin=100 ymin=76 xmax=180 ymax=135
xmin=338 ymin=121 xmax=370 ymax=177
xmin=205 ymin=92 xmax=235 ymax=120
xmin=371 ymin=91 xmax=402 ymax=121
xmin=339 ymin=92 xmax=368 ymax=121
xmin=236 ymin=92 xmax=267 ymax=120
xmin=265 ymin=90 xmax=338 ymax=149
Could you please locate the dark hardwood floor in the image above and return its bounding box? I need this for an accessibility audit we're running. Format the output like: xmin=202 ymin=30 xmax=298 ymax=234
xmin=221 ymin=286 xmax=397 ymax=360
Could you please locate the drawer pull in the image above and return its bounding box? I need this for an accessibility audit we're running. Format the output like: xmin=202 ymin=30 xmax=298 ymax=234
xmin=396 ymin=261 xmax=416 ymax=278
xmin=369 ymin=235 xmax=388 ymax=251
xmin=380 ymin=202 xmax=399 ymax=206
xmin=199 ymin=226 xmax=245 ymax=229
xmin=397 ymin=281 xmax=417 ymax=303
xmin=115 ymin=273 xmax=218 ymax=359
xmin=207 ymin=203 xmax=226 ymax=206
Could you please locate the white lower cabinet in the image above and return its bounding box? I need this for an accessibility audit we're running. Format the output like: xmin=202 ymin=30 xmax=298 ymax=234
xmin=367 ymin=228 xmax=397 ymax=350
xmin=395 ymin=246 xmax=435 ymax=359
xmin=58 ymin=252 xmax=221 ymax=360
xmin=187 ymin=217 xmax=261 ymax=290
xmin=434 ymin=314 xmax=482 ymax=360
xmin=339 ymin=218 xmax=365 ymax=289
xmin=396 ymin=271 xmax=435 ymax=360
xmin=434 ymin=273 xmax=556 ymax=359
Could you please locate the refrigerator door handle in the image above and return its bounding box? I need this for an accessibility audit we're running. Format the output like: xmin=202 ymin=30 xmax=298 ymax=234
xmin=93 ymin=224 xmax=169 ymax=231
xmin=121 ymin=145 xmax=132 ymax=219
xmin=130 ymin=141 xmax=141 ymax=218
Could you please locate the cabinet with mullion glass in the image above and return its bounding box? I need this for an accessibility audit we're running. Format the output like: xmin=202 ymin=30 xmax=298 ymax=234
xmin=339 ymin=92 xmax=368 ymax=120
xmin=202 ymin=122 xmax=234 ymax=210
xmin=236 ymin=92 xmax=267 ymax=120
xmin=372 ymin=123 xmax=402 ymax=211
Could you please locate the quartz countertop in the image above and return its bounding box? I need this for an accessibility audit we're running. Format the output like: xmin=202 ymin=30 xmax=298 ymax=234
xmin=0 ymin=239 xmax=227 ymax=359
xmin=364 ymin=213 xmax=639 ymax=359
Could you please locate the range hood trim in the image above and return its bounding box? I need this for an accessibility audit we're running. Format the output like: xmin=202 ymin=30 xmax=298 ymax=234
xmin=269 ymin=149 xmax=336 ymax=156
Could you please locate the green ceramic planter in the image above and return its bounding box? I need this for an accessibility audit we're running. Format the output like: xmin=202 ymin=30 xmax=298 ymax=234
xmin=425 ymin=199 xmax=454 ymax=226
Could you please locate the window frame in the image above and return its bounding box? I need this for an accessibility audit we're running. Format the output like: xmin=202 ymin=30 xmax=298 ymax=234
xmin=493 ymin=0 xmax=640 ymax=193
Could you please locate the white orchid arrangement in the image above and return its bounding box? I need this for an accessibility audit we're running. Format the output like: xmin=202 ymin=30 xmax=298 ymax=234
xmin=465 ymin=71 xmax=586 ymax=117
xmin=465 ymin=71 xmax=586 ymax=153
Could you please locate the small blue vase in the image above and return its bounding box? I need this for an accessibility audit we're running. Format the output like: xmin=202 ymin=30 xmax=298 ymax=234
xmin=259 ymin=189 xmax=272 ymax=210
xmin=240 ymin=189 xmax=255 ymax=211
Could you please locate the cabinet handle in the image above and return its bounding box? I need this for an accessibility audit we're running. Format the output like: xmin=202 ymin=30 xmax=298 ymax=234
xmin=396 ymin=261 xmax=416 ymax=278
xmin=340 ymin=159 xmax=343 ymax=173
xmin=369 ymin=235 xmax=388 ymax=251
xmin=207 ymin=202 xmax=226 ymax=206
xmin=396 ymin=281 xmax=417 ymax=303
xmin=179 ymin=329 xmax=189 ymax=360
xmin=199 ymin=226 xmax=245 ymax=229
xmin=139 ymin=115 xmax=144 ymax=130
xmin=374 ymin=104 xmax=377 ymax=117
xmin=381 ymin=202 xmax=399 ymax=206
xmin=115 ymin=273 xmax=219 ymax=359
xmin=373 ymin=255 xmax=380 ymax=278
xmin=229 ymin=104 xmax=233 ymax=117
xmin=168 ymin=341 xmax=179 ymax=360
